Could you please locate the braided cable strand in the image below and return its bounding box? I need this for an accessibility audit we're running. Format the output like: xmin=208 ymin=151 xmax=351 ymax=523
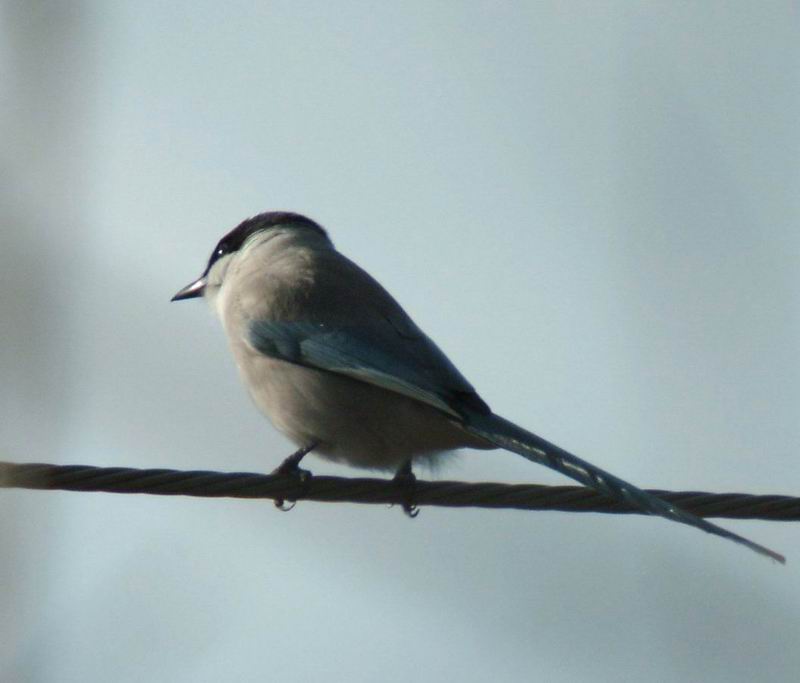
xmin=1 ymin=460 xmax=799 ymax=520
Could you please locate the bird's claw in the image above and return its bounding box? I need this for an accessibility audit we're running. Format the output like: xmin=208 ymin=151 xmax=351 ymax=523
xmin=392 ymin=461 xmax=419 ymax=519
xmin=272 ymin=445 xmax=315 ymax=511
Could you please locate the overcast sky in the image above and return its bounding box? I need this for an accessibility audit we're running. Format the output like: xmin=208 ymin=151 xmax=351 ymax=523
xmin=2 ymin=2 xmax=799 ymax=682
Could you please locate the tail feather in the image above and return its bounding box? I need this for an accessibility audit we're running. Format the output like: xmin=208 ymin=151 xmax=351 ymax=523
xmin=464 ymin=411 xmax=785 ymax=564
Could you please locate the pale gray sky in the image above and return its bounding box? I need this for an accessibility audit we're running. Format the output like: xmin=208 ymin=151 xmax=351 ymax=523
xmin=2 ymin=2 xmax=799 ymax=682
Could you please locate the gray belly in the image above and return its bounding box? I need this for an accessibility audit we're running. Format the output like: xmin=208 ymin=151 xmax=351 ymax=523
xmin=237 ymin=353 xmax=492 ymax=471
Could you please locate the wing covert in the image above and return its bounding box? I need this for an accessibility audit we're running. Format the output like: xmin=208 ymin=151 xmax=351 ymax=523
xmin=248 ymin=319 xmax=489 ymax=418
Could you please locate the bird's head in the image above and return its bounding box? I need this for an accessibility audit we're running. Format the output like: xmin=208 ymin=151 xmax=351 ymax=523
xmin=171 ymin=211 xmax=327 ymax=303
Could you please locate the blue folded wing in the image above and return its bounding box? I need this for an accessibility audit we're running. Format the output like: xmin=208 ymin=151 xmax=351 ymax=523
xmin=248 ymin=319 xmax=488 ymax=418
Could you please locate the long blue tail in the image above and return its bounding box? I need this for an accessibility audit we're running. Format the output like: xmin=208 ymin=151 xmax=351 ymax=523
xmin=464 ymin=411 xmax=784 ymax=563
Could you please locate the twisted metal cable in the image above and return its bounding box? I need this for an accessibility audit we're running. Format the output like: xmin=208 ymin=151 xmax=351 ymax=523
xmin=1 ymin=460 xmax=798 ymax=520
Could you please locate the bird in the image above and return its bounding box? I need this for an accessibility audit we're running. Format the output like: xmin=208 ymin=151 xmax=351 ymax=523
xmin=172 ymin=211 xmax=783 ymax=563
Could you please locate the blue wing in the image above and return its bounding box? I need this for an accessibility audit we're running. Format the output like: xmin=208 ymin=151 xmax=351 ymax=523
xmin=249 ymin=319 xmax=490 ymax=419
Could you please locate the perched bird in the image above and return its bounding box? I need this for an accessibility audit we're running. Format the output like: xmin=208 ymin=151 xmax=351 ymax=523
xmin=172 ymin=211 xmax=783 ymax=563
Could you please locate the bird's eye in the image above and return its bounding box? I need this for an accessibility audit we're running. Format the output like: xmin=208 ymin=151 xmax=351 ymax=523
xmin=209 ymin=244 xmax=228 ymax=268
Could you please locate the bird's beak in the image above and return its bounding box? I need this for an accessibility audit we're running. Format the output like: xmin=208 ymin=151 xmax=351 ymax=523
xmin=171 ymin=276 xmax=207 ymax=302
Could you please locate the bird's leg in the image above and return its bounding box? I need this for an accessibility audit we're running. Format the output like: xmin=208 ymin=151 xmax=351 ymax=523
xmin=274 ymin=442 xmax=317 ymax=476
xmin=392 ymin=459 xmax=419 ymax=518
xmin=272 ymin=442 xmax=317 ymax=511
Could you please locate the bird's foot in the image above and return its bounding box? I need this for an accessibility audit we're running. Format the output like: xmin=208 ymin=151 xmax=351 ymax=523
xmin=392 ymin=460 xmax=419 ymax=518
xmin=272 ymin=443 xmax=317 ymax=511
